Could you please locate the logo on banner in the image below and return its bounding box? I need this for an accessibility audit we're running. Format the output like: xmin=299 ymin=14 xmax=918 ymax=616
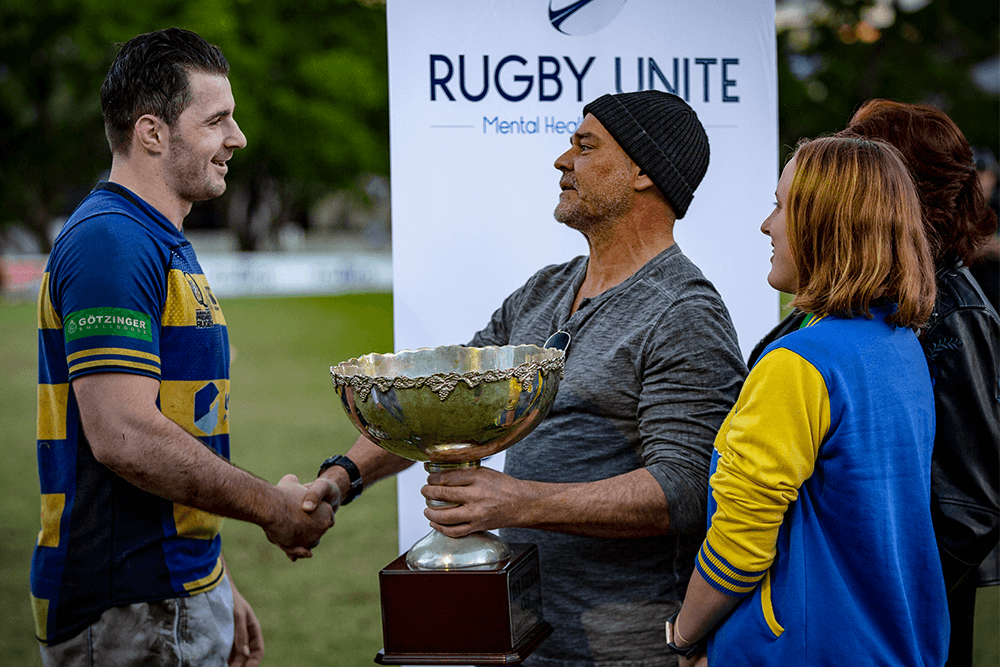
xmin=426 ymin=0 xmax=741 ymax=130
xmin=548 ymin=0 xmax=627 ymax=35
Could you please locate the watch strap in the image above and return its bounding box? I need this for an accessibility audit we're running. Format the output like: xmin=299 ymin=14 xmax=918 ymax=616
xmin=318 ymin=455 xmax=363 ymax=505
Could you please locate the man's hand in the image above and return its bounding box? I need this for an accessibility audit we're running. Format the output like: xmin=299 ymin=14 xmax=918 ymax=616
xmin=228 ymin=575 xmax=264 ymax=667
xmin=301 ymin=474 xmax=343 ymax=513
xmin=263 ymin=474 xmax=337 ymax=560
xmin=421 ymin=466 xmax=526 ymax=536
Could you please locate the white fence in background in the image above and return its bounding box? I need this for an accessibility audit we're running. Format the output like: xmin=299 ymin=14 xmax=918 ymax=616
xmin=1 ymin=251 xmax=393 ymax=302
xmin=197 ymin=252 xmax=392 ymax=297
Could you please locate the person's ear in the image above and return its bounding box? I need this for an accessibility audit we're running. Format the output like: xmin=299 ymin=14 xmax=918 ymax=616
xmin=635 ymin=170 xmax=655 ymax=192
xmin=134 ymin=114 xmax=168 ymax=155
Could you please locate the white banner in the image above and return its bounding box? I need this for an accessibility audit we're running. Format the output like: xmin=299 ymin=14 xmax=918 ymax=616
xmin=197 ymin=252 xmax=392 ymax=297
xmin=387 ymin=0 xmax=779 ymax=554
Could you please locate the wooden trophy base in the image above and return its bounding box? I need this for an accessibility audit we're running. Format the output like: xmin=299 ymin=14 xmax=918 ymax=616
xmin=374 ymin=543 xmax=552 ymax=665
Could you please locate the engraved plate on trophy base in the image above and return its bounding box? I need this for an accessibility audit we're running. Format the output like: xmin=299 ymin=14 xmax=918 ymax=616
xmin=374 ymin=543 xmax=552 ymax=665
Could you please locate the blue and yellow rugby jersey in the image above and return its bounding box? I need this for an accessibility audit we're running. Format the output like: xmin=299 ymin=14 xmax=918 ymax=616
xmin=696 ymin=308 xmax=948 ymax=665
xmin=32 ymin=182 xmax=230 ymax=646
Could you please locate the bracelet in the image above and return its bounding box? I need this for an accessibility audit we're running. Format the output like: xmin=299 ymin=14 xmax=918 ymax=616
xmin=665 ymin=611 xmax=704 ymax=659
xmin=673 ymin=617 xmax=692 ymax=647
xmin=318 ymin=455 xmax=363 ymax=505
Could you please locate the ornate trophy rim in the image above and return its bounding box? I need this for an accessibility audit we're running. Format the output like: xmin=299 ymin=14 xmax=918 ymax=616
xmin=329 ymin=342 xmax=566 ymax=571
xmin=330 ymin=344 xmax=565 ymax=402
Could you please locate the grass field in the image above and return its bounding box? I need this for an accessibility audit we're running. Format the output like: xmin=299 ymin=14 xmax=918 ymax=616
xmin=1 ymin=294 xmax=400 ymax=666
xmin=1 ymin=293 xmax=997 ymax=665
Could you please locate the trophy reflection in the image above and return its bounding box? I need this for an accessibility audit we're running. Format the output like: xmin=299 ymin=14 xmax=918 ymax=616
xmin=331 ymin=342 xmax=565 ymax=665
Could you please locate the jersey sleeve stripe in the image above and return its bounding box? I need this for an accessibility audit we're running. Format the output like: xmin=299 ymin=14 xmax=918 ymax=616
xmin=702 ymin=539 xmax=762 ymax=579
xmin=68 ymin=359 xmax=161 ymax=376
xmin=37 ymin=383 xmax=69 ymax=441
xmin=37 ymin=274 xmax=62 ymax=330
xmin=67 ymin=347 xmax=160 ymax=363
xmin=696 ymin=541 xmax=765 ymax=597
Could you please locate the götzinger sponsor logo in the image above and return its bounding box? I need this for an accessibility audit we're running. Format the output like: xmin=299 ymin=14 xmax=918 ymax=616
xmin=65 ymin=307 xmax=153 ymax=342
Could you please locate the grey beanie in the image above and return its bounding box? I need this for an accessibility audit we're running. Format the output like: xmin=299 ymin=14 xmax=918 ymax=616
xmin=583 ymin=90 xmax=710 ymax=219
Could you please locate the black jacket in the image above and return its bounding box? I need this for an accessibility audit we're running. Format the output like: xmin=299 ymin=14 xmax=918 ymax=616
xmin=748 ymin=264 xmax=1000 ymax=590
xmin=923 ymin=264 xmax=999 ymax=588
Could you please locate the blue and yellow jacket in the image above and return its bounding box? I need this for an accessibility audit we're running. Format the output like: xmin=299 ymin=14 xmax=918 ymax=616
xmin=698 ymin=309 xmax=949 ymax=665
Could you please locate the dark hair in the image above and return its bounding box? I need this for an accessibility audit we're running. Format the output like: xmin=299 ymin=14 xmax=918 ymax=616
xmin=840 ymin=99 xmax=997 ymax=267
xmin=788 ymin=136 xmax=936 ymax=329
xmin=100 ymin=28 xmax=229 ymax=155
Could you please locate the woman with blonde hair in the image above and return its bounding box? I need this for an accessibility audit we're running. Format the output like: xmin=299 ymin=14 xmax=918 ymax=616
xmin=665 ymin=136 xmax=948 ymax=665
xmin=747 ymin=100 xmax=1000 ymax=666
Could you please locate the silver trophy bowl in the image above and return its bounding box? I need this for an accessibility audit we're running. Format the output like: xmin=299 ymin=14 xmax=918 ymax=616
xmin=331 ymin=342 xmax=565 ymax=571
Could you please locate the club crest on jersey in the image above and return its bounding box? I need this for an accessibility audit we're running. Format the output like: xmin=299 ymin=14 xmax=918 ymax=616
xmin=185 ymin=272 xmax=215 ymax=328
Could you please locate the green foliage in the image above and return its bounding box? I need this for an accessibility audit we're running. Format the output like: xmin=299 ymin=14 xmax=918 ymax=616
xmin=2 ymin=0 xmax=996 ymax=250
xmin=777 ymin=0 xmax=999 ymax=164
xmin=0 ymin=0 xmax=115 ymax=244
xmin=0 ymin=0 xmax=388 ymax=249
xmin=219 ymin=0 xmax=389 ymax=200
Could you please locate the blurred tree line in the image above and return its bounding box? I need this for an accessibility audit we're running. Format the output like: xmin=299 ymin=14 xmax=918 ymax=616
xmin=776 ymin=0 xmax=998 ymax=163
xmin=0 ymin=0 xmax=996 ymax=254
xmin=0 ymin=0 xmax=389 ymax=253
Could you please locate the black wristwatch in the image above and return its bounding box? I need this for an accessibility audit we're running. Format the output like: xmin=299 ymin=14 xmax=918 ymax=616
xmin=665 ymin=612 xmax=704 ymax=658
xmin=318 ymin=455 xmax=363 ymax=505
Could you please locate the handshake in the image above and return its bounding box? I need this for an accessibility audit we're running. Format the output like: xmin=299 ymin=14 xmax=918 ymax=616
xmin=262 ymin=473 xmax=341 ymax=561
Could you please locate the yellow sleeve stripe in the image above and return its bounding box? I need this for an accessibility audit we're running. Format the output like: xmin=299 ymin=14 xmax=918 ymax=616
xmin=696 ymin=540 xmax=764 ymax=597
xmin=37 ymin=384 xmax=69 ymax=440
xmin=704 ymin=347 xmax=831 ymax=576
xmin=69 ymin=359 xmax=160 ymax=375
xmin=37 ymin=273 xmax=62 ymax=330
xmin=67 ymin=347 xmax=160 ymax=363
xmin=701 ymin=539 xmax=763 ymax=582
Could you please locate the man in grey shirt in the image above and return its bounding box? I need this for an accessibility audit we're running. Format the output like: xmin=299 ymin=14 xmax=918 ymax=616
xmin=306 ymin=90 xmax=746 ymax=665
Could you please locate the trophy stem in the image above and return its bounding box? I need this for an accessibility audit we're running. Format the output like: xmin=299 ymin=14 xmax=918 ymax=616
xmin=404 ymin=459 xmax=513 ymax=571
xmin=424 ymin=460 xmax=478 ymax=510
